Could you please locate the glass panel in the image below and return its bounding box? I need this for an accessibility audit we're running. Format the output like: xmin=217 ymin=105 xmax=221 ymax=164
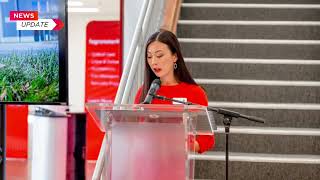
xmin=85 ymin=103 xmax=210 ymax=132
xmin=85 ymin=103 xmax=214 ymax=180
xmin=111 ymin=122 xmax=185 ymax=180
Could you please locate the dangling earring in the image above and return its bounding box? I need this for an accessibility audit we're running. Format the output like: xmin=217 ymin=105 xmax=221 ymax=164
xmin=174 ymin=62 xmax=178 ymax=70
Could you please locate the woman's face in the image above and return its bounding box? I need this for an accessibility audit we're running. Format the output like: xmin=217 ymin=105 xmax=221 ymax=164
xmin=147 ymin=41 xmax=177 ymax=81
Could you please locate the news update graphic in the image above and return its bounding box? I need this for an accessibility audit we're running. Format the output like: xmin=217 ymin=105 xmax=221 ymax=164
xmin=16 ymin=19 xmax=64 ymax=31
xmin=0 ymin=0 xmax=67 ymax=103
xmin=10 ymin=11 xmax=64 ymax=31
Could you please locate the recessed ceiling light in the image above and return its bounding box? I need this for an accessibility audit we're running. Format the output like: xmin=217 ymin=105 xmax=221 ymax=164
xmin=67 ymin=1 xmax=84 ymax=7
xmin=68 ymin=7 xmax=99 ymax=13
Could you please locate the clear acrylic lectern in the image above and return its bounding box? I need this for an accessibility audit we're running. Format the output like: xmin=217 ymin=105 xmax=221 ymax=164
xmin=86 ymin=104 xmax=214 ymax=180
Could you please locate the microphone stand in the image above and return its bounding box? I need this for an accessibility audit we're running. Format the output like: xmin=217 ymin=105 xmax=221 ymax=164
xmin=207 ymin=107 xmax=265 ymax=180
xmin=151 ymin=94 xmax=265 ymax=180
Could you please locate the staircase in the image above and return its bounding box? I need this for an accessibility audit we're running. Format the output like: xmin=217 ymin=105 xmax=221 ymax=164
xmin=177 ymin=0 xmax=320 ymax=179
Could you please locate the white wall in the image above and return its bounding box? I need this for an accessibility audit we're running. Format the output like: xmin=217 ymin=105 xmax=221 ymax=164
xmin=68 ymin=0 xmax=120 ymax=113
xmin=123 ymin=0 xmax=144 ymax=63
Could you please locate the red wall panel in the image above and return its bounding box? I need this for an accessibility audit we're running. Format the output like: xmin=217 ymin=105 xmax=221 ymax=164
xmin=6 ymin=105 xmax=28 ymax=158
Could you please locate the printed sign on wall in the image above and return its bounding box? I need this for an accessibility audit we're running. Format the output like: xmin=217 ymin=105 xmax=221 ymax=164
xmin=85 ymin=21 xmax=121 ymax=103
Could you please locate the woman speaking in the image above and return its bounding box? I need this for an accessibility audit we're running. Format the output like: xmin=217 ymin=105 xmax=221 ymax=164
xmin=135 ymin=29 xmax=214 ymax=153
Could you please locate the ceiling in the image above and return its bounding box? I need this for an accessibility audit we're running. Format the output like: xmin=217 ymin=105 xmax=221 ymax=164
xmin=67 ymin=0 xmax=118 ymax=14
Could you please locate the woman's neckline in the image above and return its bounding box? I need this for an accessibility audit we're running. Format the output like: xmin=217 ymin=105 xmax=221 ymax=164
xmin=161 ymin=82 xmax=184 ymax=87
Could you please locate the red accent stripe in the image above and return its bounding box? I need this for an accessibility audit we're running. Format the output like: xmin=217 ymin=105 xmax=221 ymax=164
xmin=10 ymin=11 xmax=38 ymax=21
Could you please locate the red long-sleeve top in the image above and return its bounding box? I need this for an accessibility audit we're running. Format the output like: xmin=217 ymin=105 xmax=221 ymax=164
xmin=134 ymin=82 xmax=215 ymax=153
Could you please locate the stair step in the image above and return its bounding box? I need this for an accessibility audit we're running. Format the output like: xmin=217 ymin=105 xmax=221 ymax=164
xmin=199 ymin=84 xmax=320 ymax=103
xmin=179 ymin=38 xmax=320 ymax=44
xmin=196 ymin=79 xmax=320 ymax=86
xmin=185 ymin=62 xmax=320 ymax=81
xmin=182 ymin=3 xmax=320 ymax=9
xmin=180 ymin=6 xmax=320 ymax=21
xmin=208 ymin=102 xmax=320 ymax=110
xmin=213 ymin=126 xmax=320 ymax=136
xmin=196 ymin=125 xmax=320 ymax=154
xmin=194 ymin=153 xmax=320 ymax=180
xmin=207 ymin=102 xmax=320 ymax=127
xmin=184 ymin=0 xmax=320 ymax=4
xmin=201 ymin=107 xmax=320 ymax=128
xmin=177 ymin=24 xmax=320 ymax=40
xmin=179 ymin=20 xmax=320 ymax=26
xmin=180 ymin=42 xmax=320 ymax=59
xmin=185 ymin=58 xmax=320 ymax=65
xmin=191 ymin=152 xmax=320 ymax=164
xmin=211 ymin=133 xmax=320 ymax=154
xmin=206 ymin=107 xmax=320 ymax=129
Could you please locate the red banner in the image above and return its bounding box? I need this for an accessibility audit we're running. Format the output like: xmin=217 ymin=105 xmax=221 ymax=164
xmin=85 ymin=21 xmax=121 ymax=104
xmin=85 ymin=21 xmax=122 ymax=159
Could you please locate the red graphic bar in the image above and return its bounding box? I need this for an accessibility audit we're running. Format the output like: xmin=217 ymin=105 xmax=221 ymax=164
xmin=10 ymin=11 xmax=38 ymax=21
xmin=53 ymin=19 xmax=64 ymax=31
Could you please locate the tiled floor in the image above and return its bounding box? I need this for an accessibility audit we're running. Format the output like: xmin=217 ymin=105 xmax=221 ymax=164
xmin=6 ymin=158 xmax=28 ymax=180
xmin=6 ymin=158 xmax=95 ymax=180
xmin=6 ymin=159 xmax=212 ymax=180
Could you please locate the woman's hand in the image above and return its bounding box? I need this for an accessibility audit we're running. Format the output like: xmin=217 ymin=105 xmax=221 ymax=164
xmin=188 ymin=135 xmax=200 ymax=153
xmin=194 ymin=140 xmax=200 ymax=152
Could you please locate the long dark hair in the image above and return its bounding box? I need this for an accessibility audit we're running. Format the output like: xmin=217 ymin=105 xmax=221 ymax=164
xmin=139 ymin=30 xmax=198 ymax=102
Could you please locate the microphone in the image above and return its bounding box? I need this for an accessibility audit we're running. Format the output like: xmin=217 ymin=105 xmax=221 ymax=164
xmin=142 ymin=79 xmax=161 ymax=104
xmin=151 ymin=94 xmax=265 ymax=124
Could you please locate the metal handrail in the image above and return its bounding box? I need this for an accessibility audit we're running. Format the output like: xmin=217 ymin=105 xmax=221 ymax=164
xmin=114 ymin=0 xmax=150 ymax=104
xmin=115 ymin=0 xmax=164 ymax=104
xmin=121 ymin=0 xmax=156 ymax=104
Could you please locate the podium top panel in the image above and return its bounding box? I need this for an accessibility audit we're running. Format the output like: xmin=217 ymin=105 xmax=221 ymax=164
xmin=85 ymin=104 xmax=214 ymax=132
xmin=86 ymin=103 xmax=206 ymax=111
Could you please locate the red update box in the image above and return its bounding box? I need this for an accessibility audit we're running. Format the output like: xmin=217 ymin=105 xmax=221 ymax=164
xmin=10 ymin=11 xmax=38 ymax=21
